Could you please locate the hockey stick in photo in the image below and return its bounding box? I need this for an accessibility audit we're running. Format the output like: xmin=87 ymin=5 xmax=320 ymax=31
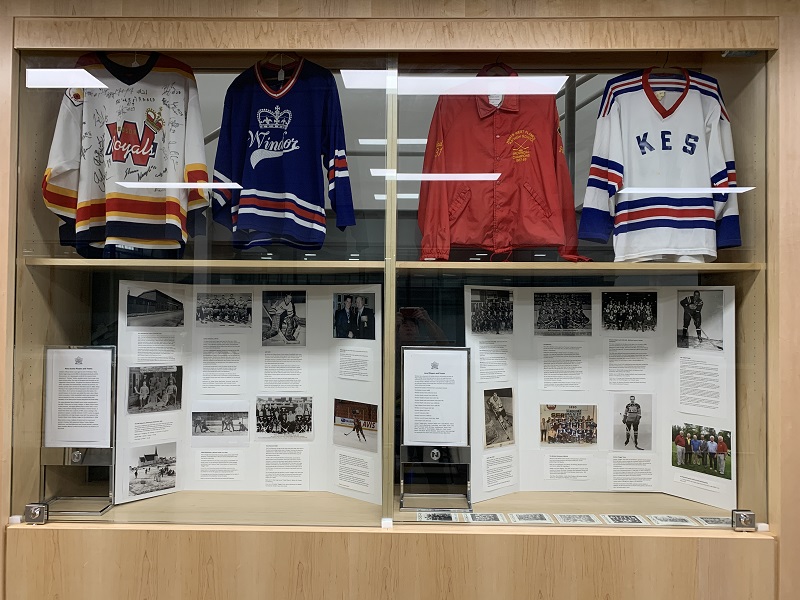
xmin=699 ymin=328 xmax=723 ymax=350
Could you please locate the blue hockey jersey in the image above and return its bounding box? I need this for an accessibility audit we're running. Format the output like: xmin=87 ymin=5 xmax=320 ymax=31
xmin=212 ymin=59 xmax=355 ymax=249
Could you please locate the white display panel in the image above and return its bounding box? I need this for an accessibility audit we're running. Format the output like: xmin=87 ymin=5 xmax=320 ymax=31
xmin=466 ymin=286 xmax=737 ymax=511
xmin=114 ymin=281 xmax=382 ymax=505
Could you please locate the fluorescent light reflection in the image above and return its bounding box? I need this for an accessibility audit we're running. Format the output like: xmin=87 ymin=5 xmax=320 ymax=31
xmin=26 ymin=69 xmax=108 ymax=89
xmin=370 ymin=168 xmax=500 ymax=181
xmin=618 ymin=187 xmax=754 ymax=195
xmin=359 ymin=138 xmax=428 ymax=146
xmin=341 ymin=71 xmax=568 ymax=95
xmin=116 ymin=182 xmax=241 ymax=190
xmin=374 ymin=194 xmax=419 ymax=201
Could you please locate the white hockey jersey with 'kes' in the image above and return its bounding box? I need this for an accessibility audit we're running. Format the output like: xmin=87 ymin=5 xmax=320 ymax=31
xmin=578 ymin=69 xmax=741 ymax=262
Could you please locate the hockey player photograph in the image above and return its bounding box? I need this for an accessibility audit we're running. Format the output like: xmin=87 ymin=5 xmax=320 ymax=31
xmin=255 ymin=396 xmax=313 ymax=440
xmin=484 ymin=387 xmax=514 ymax=449
xmin=128 ymin=442 xmax=177 ymax=497
xmin=601 ymin=291 xmax=657 ymax=332
xmin=470 ymin=288 xmax=513 ymax=334
xmin=676 ymin=289 xmax=724 ymax=351
xmin=195 ymin=292 xmax=253 ymax=329
xmin=671 ymin=422 xmax=732 ymax=480
xmin=540 ymin=404 xmax=598 ymax=446
xmin=332 ymin=398 xmax=378 ymax=453
xmin=262 ymin=290 xmax=306 ymax=346
xmin=126 ymin=287 xmax=185 ymax=328
xmin=612 ymin=393 xmax=652 ymax=451
xmin=127 ymin=365 xmax=182 ymax=414
xmin=191 ymin=411 xmax=249 ymax=437
xmin=534 ymin=292 xmax=592 ymax=336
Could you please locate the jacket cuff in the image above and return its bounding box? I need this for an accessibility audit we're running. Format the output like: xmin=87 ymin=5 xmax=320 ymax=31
xmin=419 ymin=249 xmax=450 ymax=261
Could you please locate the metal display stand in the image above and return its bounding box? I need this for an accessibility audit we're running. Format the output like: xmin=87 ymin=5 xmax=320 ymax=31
xmin=399 ymin=346 xmax=471 ymax=512
xmin=40 ymin=346 xmax=116 ymax=517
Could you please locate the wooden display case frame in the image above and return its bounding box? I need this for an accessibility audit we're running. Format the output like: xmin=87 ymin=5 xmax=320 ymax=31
xmin=0 ymin=7 xmax=796 ymax=600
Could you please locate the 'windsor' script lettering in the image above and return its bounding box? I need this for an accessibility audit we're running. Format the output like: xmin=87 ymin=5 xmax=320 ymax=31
xmin=248 ymin=130 xmax=300 ymax=169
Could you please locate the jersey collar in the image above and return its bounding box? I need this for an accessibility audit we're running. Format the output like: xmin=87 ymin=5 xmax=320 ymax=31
xmin=476 ymin=93 xmax=519 ymax=118
xmin=256 ymin=58 xmax=305 ymax=99
xmin=643 ymin=67 xmax=690 ymax=119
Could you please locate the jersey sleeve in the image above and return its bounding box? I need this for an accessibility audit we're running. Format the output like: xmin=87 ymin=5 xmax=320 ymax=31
xmin=552 ymin=106 xmax=589 ymax=261
xmin=183 ymin=76 xmax=210 ymax=237
xmin=417 ymin=97 xmax=453 ymax=260
xmin=42 ymin=89 xmax=83 ymax=247
xmin=579 ymin=83 xmax=624 ymax=244
xmin=212 ymin=86 xmax=240 ymax=232
xmin=707 ymin=91 xmax=741 ymax=249
xmin=322 ymin=78 xmax=355 ymax=230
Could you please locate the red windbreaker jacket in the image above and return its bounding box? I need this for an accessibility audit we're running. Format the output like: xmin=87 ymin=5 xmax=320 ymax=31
xmin=418 ymin=93 xmax=586 ymax=261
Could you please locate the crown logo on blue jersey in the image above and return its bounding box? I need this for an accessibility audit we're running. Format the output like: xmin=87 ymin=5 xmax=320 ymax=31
xmin=257 ymin=106 xmax=292 ymax=130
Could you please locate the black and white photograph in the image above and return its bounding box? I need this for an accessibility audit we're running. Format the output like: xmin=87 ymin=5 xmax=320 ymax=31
xmin=601 ymin=514 xmax=649 ymax=526
xmin=676 ymin=289 xmax=724 ymax=351
xmin=191 ymin=411 xmax=249 ymax=436
xmin=470 ymin=288 xmax=513 ymax=334
xmin=263 ymin=291 xmax=307 ymax=346
xmin=646 ymin=514 xmax=699 ymax=527
xmin=540 ymin=404 xmax=598 ymax=446
xmin=464 ymin=513 xmax=507 ymax=524
xmin=534 ymin=292 xmax=592 ymax=336
xmin=416 ymin=512 xmax=459 ymax=522
xmin=333 ymin=292 xmax=376 ymax=340
xmin=484 ymin=387 xmax=514 ymax=449
xmin=333 ymin=398 xmax=378 ymax=453
xmin=126 ymin=287 xmax=184 ymax=327
xmin=695 ymin=516 xmax=733 ymax=527
xmin=601 ymin=291 xmax=657 ymax=332
xmin=126 ymin=365 xmax=182 ymax=414
xmin=195 ymin=292 xmax=253 ymax=329
xmin=671 ymin=422 xmax=733 ymax=480
xmin=256 ymin=396 xmax=313 ymax=439
xmin=508 ymin=513 xmax=554 ymax=524
xmin=127 ymin=442 xmax=177 ymax=497
xmin=612 ymin=393 xmax=652 ymax=451
xmin=554 ymin=514 xmax=601 ymax=525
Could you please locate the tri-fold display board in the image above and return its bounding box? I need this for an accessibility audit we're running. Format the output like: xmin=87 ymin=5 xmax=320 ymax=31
xmin=465 ymin=285 xmax=736 ymax=510
xmin=113 ymin=281 xmax=382 ymax=506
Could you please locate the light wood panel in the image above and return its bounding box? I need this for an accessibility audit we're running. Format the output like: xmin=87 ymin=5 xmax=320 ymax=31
xmin=0 ymin=0 xmax=799 ymax=19
xmin=6 ymin=524 xmax=775 ymax=600
xmin=24 ymin=258 xmax=386 ymax=273
xmin=0 ymin=16 xmax=16 ymax=600
xmin=397 ymin=261 xmax=765 ymax=276
xmin=13 ymin=18 xmax=779 ymax=51
xmin=773 ymin=16 xmax=800 ymax=600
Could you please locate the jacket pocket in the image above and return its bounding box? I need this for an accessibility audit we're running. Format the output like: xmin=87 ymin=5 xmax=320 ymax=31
xmin=449 ymin=185 xmax=471 ymax=223
xmin=524 ymin=182 xmax=552 ymax=217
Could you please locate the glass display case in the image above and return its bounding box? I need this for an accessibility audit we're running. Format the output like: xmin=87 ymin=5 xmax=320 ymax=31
xmin=12 ymin=48 xmax=768 ymax=531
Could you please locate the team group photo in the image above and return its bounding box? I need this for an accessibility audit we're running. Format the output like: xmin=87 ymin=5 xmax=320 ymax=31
xmin=256 ymin=396 xmax=313 ymax=439
xmin=672 ymin=422 xmax=732 ymax=480
xmin=127 ymin=365 xmax=182 ymax=414
xmin=470 ymin=288 xmax=513 ymax=335
xmin=540 ymin=404 xmax=598 ymax=446
xmin=534 ymin=292 xmax=592 ymax=336
xmin=195 ymin=292 xmax=253 ymax=329
xmin=601 ymin=291 xmax=658 ymax=332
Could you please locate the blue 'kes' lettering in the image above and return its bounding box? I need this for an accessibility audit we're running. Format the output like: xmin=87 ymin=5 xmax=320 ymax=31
xmin=636 ymin=132 xmax=655 ymax=155
xmin=682 ymin=134 xmax=699 ymax=155
xmin=637 ymin=131 xmax=700 ymax=156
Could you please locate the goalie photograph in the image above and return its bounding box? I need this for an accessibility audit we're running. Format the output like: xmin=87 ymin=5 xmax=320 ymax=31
xmin=263 ymin=290 xmax=307 ymax=346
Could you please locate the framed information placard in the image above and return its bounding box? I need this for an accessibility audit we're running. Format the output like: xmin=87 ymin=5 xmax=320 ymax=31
xmin=402 ymin=347 xmax=470 ymax=447
xmin=44 ymin=346 xmax=115 ymax=449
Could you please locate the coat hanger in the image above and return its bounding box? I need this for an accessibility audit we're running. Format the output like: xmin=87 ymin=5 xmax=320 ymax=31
xmin=648 ymin=52 xmax=686 ymax=77
xmin=259 ymin=52 xmax=303 ymax=82
xmin=478 ymin=56 xmax=517 ymax=77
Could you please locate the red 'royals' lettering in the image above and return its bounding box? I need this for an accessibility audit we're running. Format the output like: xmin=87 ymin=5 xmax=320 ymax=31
xmin=106 ymin=121 xmax=158 ymax=167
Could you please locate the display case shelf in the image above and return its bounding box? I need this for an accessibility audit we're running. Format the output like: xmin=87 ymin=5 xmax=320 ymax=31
xmin=23 ymin=258 xmax=386 ymax=274
xmin=396 ymin=261 xmax=765 ymax=277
